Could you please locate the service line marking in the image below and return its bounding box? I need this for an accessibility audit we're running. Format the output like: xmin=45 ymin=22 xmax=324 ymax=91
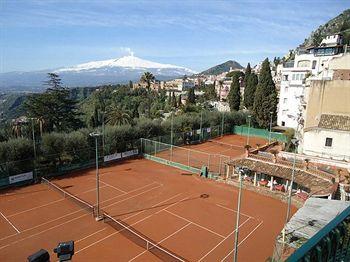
xmin=221 ymin=220 xmax=264 ymax=261
xmin=164 ymin=209 xmax=225 ymax=239
xmin=198 ymin=217 xmax=251 ymax=261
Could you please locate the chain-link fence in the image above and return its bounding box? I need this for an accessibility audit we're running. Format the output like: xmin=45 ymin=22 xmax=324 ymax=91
xmin=141 ymin=138 xmax=230 ymax=178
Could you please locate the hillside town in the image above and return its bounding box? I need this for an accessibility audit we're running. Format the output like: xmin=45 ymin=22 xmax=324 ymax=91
xmin=1 ymin=2 xmax=350 ymax=261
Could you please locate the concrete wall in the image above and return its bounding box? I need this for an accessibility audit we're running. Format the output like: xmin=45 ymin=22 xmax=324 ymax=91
xmin=303 ymin=129 xmax=350 ymax=161
xmin=304 ymin=79 xmax=350 ymax=129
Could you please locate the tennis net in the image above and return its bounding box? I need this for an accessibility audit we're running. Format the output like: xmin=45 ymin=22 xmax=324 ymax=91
xmin=103 ymin=213 xmax=185 ymax=261
xmin=42 ymin=177 xmax=95 ymax=215
xmin=207 ymin=139 xmax=244 ymax=150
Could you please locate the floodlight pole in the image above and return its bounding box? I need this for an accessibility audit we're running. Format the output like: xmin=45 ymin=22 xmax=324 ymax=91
xmin=233 ymin=171 xmax=243 ymax=262
xmin=283 ymin=138 xmax=299 ymax=243
xmin=30 ymin=118 xmax=37 ymax=160
xmin=200 ymin=111 xmax=203 ymax=141
xmin=90 ymin=132 xmax=102 ymax=221
xmin=171 ymin=112 xmax=174 ymax=145
xmin=246 ymin=115 xmax=251 ymax=146
xmin=269 ymin=111 xmax=273 ymax=144
xmin=221 ymin=112 xmax=225 ymax=137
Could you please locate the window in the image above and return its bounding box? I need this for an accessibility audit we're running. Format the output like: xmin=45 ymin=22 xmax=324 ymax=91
xmin=325 ymin=137 xmax=333 ymax=147
xmin=283 ymin=98 xmax=287 ymax=104
xmin=282 ymin=121 xmax=285 ymax=126
xmin=312 ymin=60 xmax=317 ymax=69
xmin=283 ymin=75 xmax=288 ymax=81
xmin=285 ymin=86 xmax=288 ymax=92
xmin=297 ymin=60 xmax=310 ymax=68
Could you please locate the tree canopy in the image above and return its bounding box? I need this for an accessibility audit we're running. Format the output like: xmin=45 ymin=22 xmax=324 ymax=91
xmin=253 ymin=58 xmax=278 ymax=128
xmin=228 ymin=74 xmax=241 ymax=111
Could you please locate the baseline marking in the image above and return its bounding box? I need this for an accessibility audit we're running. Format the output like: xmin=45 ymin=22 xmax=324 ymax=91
xmin=0 ymin=212 xmax=20 ymax=234
xmin=221 ymin=220 xmax=264 ymax=261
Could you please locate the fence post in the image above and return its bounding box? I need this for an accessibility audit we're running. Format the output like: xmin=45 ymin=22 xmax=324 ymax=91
xmin=208 ymin=154 xmax=211 ymax=170
xmin=154 ymin=140 xmax=157 ymax=156
xmin=188 ymin=150 xmax=190 ymax=167
xmin=170 ymin=145 xmax=173 ymax=162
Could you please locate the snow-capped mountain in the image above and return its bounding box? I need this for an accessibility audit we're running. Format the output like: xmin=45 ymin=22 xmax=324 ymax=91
xmin=0 ymin=55 xmax=196 ymax=92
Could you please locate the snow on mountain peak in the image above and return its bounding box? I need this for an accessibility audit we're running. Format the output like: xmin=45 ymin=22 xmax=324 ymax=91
xmin=57 ymin=55 xmax=195 ymax=73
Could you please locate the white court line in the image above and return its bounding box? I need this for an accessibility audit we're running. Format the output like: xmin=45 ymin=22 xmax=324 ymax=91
xmin=75 ymin=195 xmax=191 ymax=255
xmin=216 ymin=203 xmax=253 ymax=219
xmin=0 ymin=212 xmax=20 ymax=234
xmin=0 ymin=182 xmax=159 ymax=242
xmin=102 ymin=184 xmax=162 ymax=209
xmin=0 ymin=213 xmax=88 ymax=250
xmin=164 ymin=210 xmax=225 ymax=239
xmin=198 ymin=217 xmax=251 ymax=261
xmin=129 ymin=222 xmax=192 ymax=261
xmin=7 ymin=185 xmax=108 ymax=218
xmin=221 ymin=220 xmax=264 ymax=262
xmin=89 ymin=178 xmax=127 ymax=194
xmin=122 ymin=193 xmax=183 ymax=221
xmin=76 ymin=228 xmax=108 ymax=243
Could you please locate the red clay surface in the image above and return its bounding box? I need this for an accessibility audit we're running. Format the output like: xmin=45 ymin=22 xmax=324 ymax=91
xmin=0 ymin=152 xmax=295 ymax=261
xmin=153 ymin=134 xmax=268 ymax=175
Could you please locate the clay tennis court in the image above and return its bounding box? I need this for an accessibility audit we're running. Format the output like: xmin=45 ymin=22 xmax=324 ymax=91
xmin=0 ymin=135 xmax=293 ymax=261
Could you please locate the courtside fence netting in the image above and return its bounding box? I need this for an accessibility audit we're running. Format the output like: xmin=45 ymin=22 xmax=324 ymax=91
xmin=141 ymin=138 xmax=230 ymax=177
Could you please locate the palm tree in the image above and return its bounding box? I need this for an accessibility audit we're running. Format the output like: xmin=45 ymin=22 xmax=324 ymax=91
xmin=140 ymin=72 xmax=155 ymax=91
xmin=106 ymin=106 xmax=131 ymax=126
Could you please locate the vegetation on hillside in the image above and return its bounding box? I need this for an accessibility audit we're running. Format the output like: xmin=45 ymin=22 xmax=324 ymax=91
xmin=303 ymin=9 xmax=350 ymax=46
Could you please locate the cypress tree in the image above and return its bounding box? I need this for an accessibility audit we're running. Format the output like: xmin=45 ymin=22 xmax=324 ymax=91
xmin=187 ymin=87 xmax=196 ymax=104
xmin=244 ymin=63 xmax=251 ymax=84
xmin=253 ymin=58 xmax=278 ymax=128
xmin=172 ymin=92 xmax=177 ymax=108
xmin=228 ymin=75 xmax=241 ymax=111
xmin=244 ymin=73 xmax=258 ymax=109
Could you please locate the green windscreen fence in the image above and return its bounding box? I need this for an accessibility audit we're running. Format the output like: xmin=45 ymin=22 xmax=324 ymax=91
xmin=233 ymin=125 xmax=288 ymax=143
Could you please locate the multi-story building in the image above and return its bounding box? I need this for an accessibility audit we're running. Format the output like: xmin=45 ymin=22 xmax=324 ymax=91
xmin=300 ymin=54 xmax=350 ymax=161
xmin=277 ymin=34 xmax=346 ymax=130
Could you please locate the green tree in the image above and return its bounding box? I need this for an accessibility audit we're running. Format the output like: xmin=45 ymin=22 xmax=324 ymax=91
xmin=228 ymin=75 xmax=241 ymax=111
xmin=106 ymin=105 xmax=131 ymax=126
xmin=205 ymin=83 xmax=217 ymax=100
xmin=172 ymin=92 xmax=177 ymax=108
xmin=253 ymin=58 xmax=278 ymax=128
xmin=187 ymin=88 xmax=196 ymax=104
xmin=244 ymin=73 xmax=258 ymax=109
xmin=25 ymin=73 xmax=82 ymax=132
xmin=140 ymin=72 xmax=155 ymax=90
xmin=244 ymin=63 xmax=251 ymax=84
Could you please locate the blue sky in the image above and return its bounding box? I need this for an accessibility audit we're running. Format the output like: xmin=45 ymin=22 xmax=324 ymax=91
xmin=1 ymin=0 xmax=349 ymax=73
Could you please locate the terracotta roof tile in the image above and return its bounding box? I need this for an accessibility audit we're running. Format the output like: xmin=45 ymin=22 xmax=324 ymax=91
xmin=318 ymin=114 xmax=350 ymax=131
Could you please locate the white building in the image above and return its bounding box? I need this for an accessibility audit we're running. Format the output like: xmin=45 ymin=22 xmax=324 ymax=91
xmin=277 ymin=34 xmax=346 ymax=130
xmin=303 ymin=114 xmax=350 ymax=161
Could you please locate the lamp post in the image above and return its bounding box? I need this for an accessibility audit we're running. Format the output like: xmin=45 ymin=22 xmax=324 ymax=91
xmin=221 ymin=112 xmax=225 ymax=137
xmin=200 ymin=110 xmax=203 ymax=141
xmin=246 ymin=115 xmax=251 ymax=146
xmin=282 ymin=138 xmax=299 ymax=243
xmin=29 ymin=118 xmax=37 ymax=160
xmin=90 ymin=132 xmax=102 ymax=221
xmin=269 ymin=111 xmax=273 ymax=144
xmin=171 ymin=111 xmax=174 ymax=145
xmin=233 ymin=170 xmax=243 ymax=262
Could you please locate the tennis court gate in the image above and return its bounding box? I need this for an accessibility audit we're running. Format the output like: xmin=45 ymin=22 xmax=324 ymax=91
xmin=141 ymin=138 xmax=230 ymax=178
